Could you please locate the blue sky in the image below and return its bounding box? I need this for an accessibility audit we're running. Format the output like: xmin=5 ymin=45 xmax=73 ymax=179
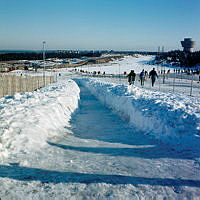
xmin=0 ymin=0 xmax=199 ymax=51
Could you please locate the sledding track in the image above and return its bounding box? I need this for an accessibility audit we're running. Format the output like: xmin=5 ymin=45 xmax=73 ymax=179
xmin=0 ymin=78 xmax=200 ymax=199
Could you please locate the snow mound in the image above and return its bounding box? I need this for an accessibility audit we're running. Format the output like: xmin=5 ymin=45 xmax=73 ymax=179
xmin=80 ymin=78 xmax=200 ymax=150
xmin=0 ymin=79 xmax=80 ymax=157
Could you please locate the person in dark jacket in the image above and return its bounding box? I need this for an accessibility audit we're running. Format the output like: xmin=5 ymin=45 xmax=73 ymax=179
xmin=140 ymin=69 xmax=145 ymax=86
xmin=127 ymin=70 xmax=136 ymax=85
xmin=149 ymin=68 xmax=158 ymax=87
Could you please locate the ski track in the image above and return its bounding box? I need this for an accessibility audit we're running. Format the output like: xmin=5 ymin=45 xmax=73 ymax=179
xmin=0 ymin=78 xmax=200 ymax=199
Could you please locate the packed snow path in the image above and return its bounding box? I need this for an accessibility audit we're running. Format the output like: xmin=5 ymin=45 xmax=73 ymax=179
xmin=0 ymin=80 xmax=200 ymax=199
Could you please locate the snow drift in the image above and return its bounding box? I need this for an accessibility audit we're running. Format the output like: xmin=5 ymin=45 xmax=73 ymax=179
xmin=0 ymin=79 xmax=80 ymax=158
xmin=80 ymin=78 xmax=200 ymax=150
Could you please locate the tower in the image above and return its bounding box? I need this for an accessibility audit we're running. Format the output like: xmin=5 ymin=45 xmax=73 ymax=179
xmin=181 ymin=38 xmax=195 ymax=52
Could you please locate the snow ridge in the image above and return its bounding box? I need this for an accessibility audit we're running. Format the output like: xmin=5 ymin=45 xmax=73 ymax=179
xmin=0 ymin=79 xmax=80 ymax=158
xmin=81 ymin=78 xmax=200 ymax=150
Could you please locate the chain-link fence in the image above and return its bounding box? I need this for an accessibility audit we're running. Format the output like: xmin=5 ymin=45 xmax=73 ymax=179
xmin=78 ymin=71 xmax=200 ymax=97
xmin=0 ymin=74 xmax=55 ymax=98
xmin=131 ymin=73 xmax=200 ymax=97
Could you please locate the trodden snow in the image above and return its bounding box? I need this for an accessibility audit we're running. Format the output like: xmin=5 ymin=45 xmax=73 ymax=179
xmin=0 ymin=55 xmax=200 ymax=199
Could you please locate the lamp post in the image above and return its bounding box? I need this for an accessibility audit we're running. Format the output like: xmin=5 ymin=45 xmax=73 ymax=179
xmin=43 ymin=41 xmax=46 ymax=86
xmin=118 ymin=63 xmax=121 ymax=83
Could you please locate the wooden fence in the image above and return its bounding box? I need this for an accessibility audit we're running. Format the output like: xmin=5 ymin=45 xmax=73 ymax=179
xmin=0 ymin=74 xmax=55 ymax=98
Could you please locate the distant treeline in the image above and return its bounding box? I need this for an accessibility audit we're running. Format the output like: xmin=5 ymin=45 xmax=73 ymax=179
xmin=156 ymin=50 xmax=200 ymax=67
xmin=0 ymin=51 xmax=102 ymax=61
xmin=0 ymin=50 xmax=161 ymax=61
xmin=113 ymin=51 xmax=158 ymax=55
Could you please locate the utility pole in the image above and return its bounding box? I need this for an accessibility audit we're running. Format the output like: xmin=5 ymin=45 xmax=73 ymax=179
xmin=162 ymin=46 xmax=165 ymax=84
xmin=43 ymin=41 xmax=46 ymax=86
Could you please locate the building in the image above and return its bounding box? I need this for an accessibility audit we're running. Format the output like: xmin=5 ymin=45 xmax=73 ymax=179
xmin=181 ymin=38 xmax=195 ymax=52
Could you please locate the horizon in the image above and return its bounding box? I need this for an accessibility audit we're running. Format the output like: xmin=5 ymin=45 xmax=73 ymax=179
xmin=0 ymin=0 xmax=199 ymax=51
xmin=0 ymin=49 xmax=194 ymax=53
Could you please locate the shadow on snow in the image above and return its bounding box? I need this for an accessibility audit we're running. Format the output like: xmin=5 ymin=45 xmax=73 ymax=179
xmin=0 ymin=164 xmax=199 ymax=187
xmin=47 ymin=142 xmax=197 ymax=160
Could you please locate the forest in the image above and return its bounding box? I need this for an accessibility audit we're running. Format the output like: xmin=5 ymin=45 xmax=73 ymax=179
xmin=155 ymin=50 xmax=200 ymax=67
xmin=0 ymin=51 xmax=102 ymax=61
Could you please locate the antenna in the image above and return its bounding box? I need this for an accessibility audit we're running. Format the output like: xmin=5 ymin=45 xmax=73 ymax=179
xmin=162 ymin=46 xmax=164 ymax=53
xmin=158 ymin=46 xmax=160 ymax=54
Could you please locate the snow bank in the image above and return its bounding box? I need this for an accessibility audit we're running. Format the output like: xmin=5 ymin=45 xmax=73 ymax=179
xmin=80 ymin=78 xmax=200 ymax=150
xmin=0 ymin=79 xmax=80 ymax=158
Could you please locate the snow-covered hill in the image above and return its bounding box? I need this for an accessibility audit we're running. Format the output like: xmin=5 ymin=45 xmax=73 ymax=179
xmin=74 ymin=55 xmax=171 ymax=74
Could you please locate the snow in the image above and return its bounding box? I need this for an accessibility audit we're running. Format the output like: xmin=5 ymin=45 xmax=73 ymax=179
xmin=80 ymin=78 xmax=200 ymax=151
xmin=74 ymin=55 xmax=172 ymax=74
xmin=0 ymin=79 xmax=80 ymax=158
xmin=72 ymin=54 xmax=200 ymax=97
xmin=0 ymin=55 xmax=200 ymax=199
xmin=8 ymin=69 xmax=54 ymax=77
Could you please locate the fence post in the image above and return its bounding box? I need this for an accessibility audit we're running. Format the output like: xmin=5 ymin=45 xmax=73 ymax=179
xmin=190 ymin=73 xmax=194 ymax=96
xmin=0 ymin=74 xmax=2 ymax=98
xmin=13 ymin=75 xmax=16 ymax=95
xmin=2 ymin=74 xmax=4 ymax=97
xmin=163 ymin=74 xmax=165 ymax=84
xmin=37 ymin=78 xmax=39 ymax=89
xmin=22 ymin=76 xmax=24 ymax=92
xmin=25 ymin=75 xmax=27 ymax=92
xmin=172 ymin=73 xmax=176 ymax=93
xmin=9 ymin=76 xmax=11 ymax=95
xmin=19 ymin=75 xmax=21 ymax=92
xmin=56 ymin=73 xmax=57 ymax=82
xmin=31 ymin=77 xmax=33 ymax=91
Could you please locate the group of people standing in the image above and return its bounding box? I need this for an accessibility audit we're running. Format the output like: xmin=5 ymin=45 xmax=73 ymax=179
xmin=128 ymin=68 xmax=158 ymax=87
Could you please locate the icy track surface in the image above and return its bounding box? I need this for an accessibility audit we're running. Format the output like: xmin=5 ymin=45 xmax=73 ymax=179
xmin=0 ymin=77 xmax=200 ymax=199
xmin=81 ymin=78 xmax=200 ymax=151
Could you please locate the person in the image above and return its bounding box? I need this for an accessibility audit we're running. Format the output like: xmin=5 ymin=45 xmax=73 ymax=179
xmin=140 ymin=69 xmax=145 ymax=86
xmin=166 ymin=69 xmax=170 ymax=79
xmin=127 ymin=70 xmax=136 ymax=85
xmin=149 ymin=68 xmax=158 ymax=87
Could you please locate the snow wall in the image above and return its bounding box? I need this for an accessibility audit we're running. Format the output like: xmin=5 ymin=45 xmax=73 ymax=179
xmin=0 ymin=79 xmax=80 ymax=158
xmin=80 ymin=78 xmax=200 ymax=150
